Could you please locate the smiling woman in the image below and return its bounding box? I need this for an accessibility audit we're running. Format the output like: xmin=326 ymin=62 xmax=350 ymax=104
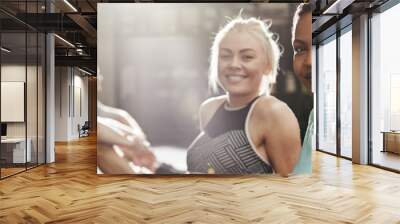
xmin=97 ymin=3 xmax=310 ymax=176
xmin=187 ymin=16 xmax=302 ymax=176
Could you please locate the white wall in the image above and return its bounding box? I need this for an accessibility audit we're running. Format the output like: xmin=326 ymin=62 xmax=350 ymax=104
xmin=1 ymin=66 xmax=26 ymax=138
xmin=55 ymin=66 xmax=69 ymax=141
xmin=72 ymin=73 xmax=89 ymax=138
xmin=1 ymin=65 xmax=37 ymax=138
xmin=55 ymin=67 xmax=89 ymax=141
xmin=1 ymin=63 xmax=46 ymax=164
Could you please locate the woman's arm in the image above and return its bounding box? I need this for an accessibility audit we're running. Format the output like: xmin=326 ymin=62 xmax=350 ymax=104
xmin=260 ymin=99 xmax=301 ymax=177
xmin=98 ymin=102 xmax=147 ymax=141
xmin=98 ymin=116 xmax=146 ymax=146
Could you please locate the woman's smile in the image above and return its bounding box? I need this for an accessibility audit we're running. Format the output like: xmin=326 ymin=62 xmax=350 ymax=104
xmin=225 ymin=74 xmax=248 ymax=83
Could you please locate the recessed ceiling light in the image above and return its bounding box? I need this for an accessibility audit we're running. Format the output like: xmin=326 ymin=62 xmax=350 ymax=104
xmin=1 ymin=47 xmax=11 ymax=53
xmin=54 ymin=34 xmax=75 ymax=48
xmin=323 ymin=0 xmax=354 ymax=15
xmin=78 ymin=67 xmax=93 ymax=76
xmin=63 ymin=0 xmax=78 ymax=12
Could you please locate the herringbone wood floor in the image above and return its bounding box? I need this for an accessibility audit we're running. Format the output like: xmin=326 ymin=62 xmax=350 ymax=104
xmin=1 ymin=136 xmax=400 ymax=223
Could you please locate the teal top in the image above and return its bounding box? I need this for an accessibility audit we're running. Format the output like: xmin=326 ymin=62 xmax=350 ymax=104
xmin=293 ymin=109 xmax=314 ymax=174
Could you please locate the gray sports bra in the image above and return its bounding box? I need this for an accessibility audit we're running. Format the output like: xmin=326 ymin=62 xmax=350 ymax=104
xmin=187 ymin=97 xmax=273 ymax=174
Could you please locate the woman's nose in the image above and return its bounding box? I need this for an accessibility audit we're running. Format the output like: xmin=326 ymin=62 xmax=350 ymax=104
xmin=229 ymin=56 xmax=241 ymax=69
xmin=305 ymin=50 xmax=312 ymax=67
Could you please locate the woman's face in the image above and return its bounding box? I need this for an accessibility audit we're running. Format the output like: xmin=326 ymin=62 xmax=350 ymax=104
xmin=292 ymin=12 xmax=312 ymax=91
xmin=218 ymin=30 xmax=270 ymax=97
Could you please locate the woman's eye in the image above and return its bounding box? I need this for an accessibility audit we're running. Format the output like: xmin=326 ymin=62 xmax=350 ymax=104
xmin=220 ymin=54 xmax=231 ymax=59
xmin=295 ymin=47 xmax=306 ymax=54
xmin=243 ymin=55 xmax=254 ymax=61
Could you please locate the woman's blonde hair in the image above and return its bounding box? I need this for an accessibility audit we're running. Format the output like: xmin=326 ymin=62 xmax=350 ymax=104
xmin=209 ymin=13 xmax=282 ymax=95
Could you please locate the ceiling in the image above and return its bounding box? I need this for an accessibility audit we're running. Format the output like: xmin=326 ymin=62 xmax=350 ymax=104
xmin=0 ymin=0 xmax=391 ymax=74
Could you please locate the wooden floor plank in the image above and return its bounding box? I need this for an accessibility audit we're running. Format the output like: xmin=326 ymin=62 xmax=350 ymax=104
xmin=0 ymin=135 xmax=400 ymax=223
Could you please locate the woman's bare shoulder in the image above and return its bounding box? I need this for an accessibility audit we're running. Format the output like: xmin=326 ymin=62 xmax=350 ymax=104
xmin=255 ymin=95 xmax=289 ymax=113
xmin=199 ymin=95 xmax=226 ymax=130
xmin=253 ymin=95 xmax=295 ymax=124
xmin=200 ymin=95 xmax=226 ymax=108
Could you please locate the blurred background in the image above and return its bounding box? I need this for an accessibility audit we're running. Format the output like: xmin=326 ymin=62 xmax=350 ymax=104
xmin=98 ymin=3 xmax=313 ymax=149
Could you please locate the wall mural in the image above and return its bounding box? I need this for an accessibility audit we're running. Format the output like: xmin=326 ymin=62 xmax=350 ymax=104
xmin=97 ymin=3 xmax=313 ymax=176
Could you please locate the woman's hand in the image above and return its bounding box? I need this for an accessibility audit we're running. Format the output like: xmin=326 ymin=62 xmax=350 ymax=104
xmin=97 ymin=116 xmax=157 ymax=174
xmin=98 ymin=117 xmax=148 ymax=146
xmin=117 ymin=141 xmax=157 ymax=172
xmin=97 ymin=144 xmax=137 ymax=174
xmin=98 ymin=103 xmax=147 ymax=140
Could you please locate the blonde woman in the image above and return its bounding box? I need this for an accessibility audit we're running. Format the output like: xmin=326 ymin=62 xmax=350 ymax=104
xmin=187 ymin=16 xmax=301 ymax=176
